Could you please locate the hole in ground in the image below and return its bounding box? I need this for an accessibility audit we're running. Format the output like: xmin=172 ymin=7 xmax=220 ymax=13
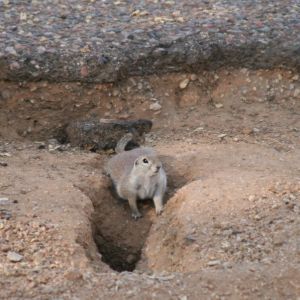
xmin=80 ymin=176 xmax=153 ymax=272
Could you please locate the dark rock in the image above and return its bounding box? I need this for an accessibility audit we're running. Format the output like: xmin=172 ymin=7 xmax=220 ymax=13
xmin=65 ymin=118 xmax=152 ymax=152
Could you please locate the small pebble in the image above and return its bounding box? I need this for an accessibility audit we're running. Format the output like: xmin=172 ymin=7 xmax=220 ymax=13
xmin=5 ymin=46 xmax=17 ymax=56
xmin=0 ymin=198 xmax=11 ymax=205
xmin=7 ymin=251 xmax=23 ymax=262
xmin=193 ymin=127 xmax=204 ymax=132
xmin=149 ymin=102 xmax=162 ymax=111
xmin=214 ymin=103 xmax=223 ymax=108
xmin=0 ymin=152 xmax=11 ymax=157
xmin=207 ymin=260 xmax=221 ymax=266
xmin=248 ymin=195 xmax=256 ymax=202
xmin=37 ymin=46 xmax=46 ymax=54
xmin=179 ymin=78 xmax=189 ymax=89
xmin=190 ymin=74 xmax=197 ymax=81
xmin=218 ymin=133 xmax=227 ymax=139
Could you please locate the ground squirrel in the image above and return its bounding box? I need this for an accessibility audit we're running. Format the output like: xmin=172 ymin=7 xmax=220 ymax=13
xmin=105 ymin=147 xmax=167 ymax=219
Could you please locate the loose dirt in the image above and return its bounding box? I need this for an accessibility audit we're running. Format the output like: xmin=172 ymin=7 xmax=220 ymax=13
xmin=0 ymin=68 xmax=299 ymax=299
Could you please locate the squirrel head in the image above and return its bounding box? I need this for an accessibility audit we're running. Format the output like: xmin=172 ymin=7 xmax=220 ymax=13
xmin=133 ymin=155 xmax=162 ymax=176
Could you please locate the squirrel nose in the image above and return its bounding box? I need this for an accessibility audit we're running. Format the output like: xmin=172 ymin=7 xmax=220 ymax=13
xmin=156 ymin=166 xmax=161 ymax=172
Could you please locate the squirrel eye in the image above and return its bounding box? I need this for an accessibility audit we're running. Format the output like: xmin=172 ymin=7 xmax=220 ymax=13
xmin=143 ymin=158 xmax=148 ymax=164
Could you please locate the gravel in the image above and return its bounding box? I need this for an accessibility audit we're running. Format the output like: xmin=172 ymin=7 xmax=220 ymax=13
xmin=1 ymin=0 xmax=300 ymax=82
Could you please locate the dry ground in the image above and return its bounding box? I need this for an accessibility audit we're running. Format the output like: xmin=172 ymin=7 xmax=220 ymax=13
xmin=0 ymin=68 xmax=299 ymax=299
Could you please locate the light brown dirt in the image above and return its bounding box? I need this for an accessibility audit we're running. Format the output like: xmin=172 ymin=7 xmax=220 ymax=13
xmin=0 ymin=68 xmax=299 ymax=299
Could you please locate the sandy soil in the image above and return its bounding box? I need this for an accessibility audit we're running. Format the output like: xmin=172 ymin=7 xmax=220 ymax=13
xmin=0 ymin=68 xmax=299 ymax=299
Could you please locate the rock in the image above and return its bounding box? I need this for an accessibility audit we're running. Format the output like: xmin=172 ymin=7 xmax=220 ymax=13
xmin=0 ymin=152 xmax=11 ymax=157
xmin=291 ymin=74 xmax=299 ymax=81
xmin=112 ymin=89 xmax=119 ymax=97
xmin=0 ymin=198 xmax=11 ymax=205
xmin=289 ymin=194 xmax=296 ymax=201
xmin=148 ymin=274 xmax=175 ymax=281
xmin=149 ymin=102 xmax=162 ymax=111
xmin=20 ymin=12 xmax=27 ymax=21
xmin=37 ymin=46 xmax=46 ymax=54
xmin=179 ymin=78 xmax=190 ymax=89
xmin=254 ymin=214 xmax=261 ymax=221
xmin=5 ymin=46 xmax=17 ymax=56
xmin=221 ymin=241 xmax=231 ymax=250
xmin=0 ymin=209 xmax=11 ymax=220
xmin=30 ymin=86 xmax=37 ymax=92
xmin=190 ymin=74 xmax=197 ymax=81
xmin=214 ymin=103 xmax=223 ymax=108
xmin=66 ymin=118 xmax=152 ymax=151
xmin=193 ymin=127 xmax=204 ymax=132
xmin=218 ymin=133 xmax=227 ymax=139
xmin=248 ymin=195 xmax=256 ymax=202
xmin=207 ymin=260 xmax=221 ymax=266
xmin=7 ymin=251 xmax=23 ymax=262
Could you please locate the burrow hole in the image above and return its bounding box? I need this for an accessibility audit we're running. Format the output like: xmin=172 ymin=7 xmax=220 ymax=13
xmin=81 ymin=155 xmax=187 ymax=272
xmin=89 ymin=182 xmax=153 ymax=272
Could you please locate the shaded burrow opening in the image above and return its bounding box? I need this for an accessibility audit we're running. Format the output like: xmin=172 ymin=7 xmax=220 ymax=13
xmin=81 ymin=156 xmax=189 ymax=272
xmin=82 ymin=178 xmax=154 ymax=272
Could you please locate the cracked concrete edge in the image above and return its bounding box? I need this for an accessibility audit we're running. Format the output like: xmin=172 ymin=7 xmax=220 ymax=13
xmin=1 ymin=33 xmax=300 ymax=83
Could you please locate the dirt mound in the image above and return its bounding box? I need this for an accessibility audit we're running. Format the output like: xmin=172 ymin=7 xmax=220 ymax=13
xmin=138 ymin=145 xmax=300 ymax=272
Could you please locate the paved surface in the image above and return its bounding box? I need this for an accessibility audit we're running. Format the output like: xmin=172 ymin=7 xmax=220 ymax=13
xmin=1 ymin=0 xmax=300 ymax=82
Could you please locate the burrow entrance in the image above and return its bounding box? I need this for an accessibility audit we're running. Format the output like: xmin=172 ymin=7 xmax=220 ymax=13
xmin=80 ymin=175 xmax=154 ymax=272
xmin=78 ymin=155 xmax=188 ymax=272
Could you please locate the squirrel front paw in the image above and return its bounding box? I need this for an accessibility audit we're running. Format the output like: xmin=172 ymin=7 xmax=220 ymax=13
xmin=155 ymin=206 xmax=164 ymax=215
xmin=131 ymin=211 xmax=142 ymax=220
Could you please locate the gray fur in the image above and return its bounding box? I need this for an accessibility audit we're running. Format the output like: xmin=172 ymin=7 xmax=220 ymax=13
xmin=105 ymin=147 xmax=167 ymax=219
